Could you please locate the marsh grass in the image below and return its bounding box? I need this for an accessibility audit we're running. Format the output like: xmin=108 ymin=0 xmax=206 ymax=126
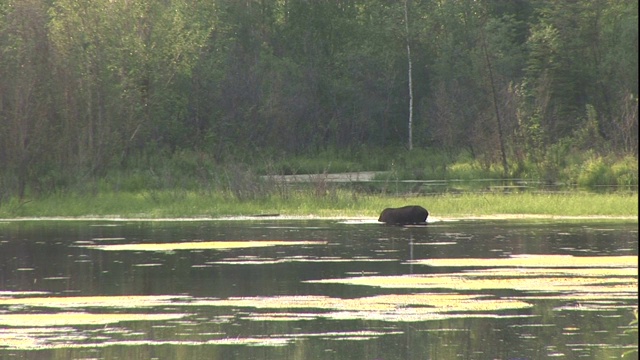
xmin=1 ymin=188 xmax=636 ymax=219
xmin=0 ymin=148 xmax=637 ymax=219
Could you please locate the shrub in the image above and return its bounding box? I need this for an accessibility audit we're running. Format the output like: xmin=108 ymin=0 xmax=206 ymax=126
xmin=576 ymin=156 xmax=617 ymax=189
xmin=448 ymin=162 xmax=478 ymax=180
xmin=612 ymin=155 xmax=639 ymax=186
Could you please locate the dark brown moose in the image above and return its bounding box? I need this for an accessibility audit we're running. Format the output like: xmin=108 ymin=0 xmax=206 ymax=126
xmin=378 ymin=205 xmax=428 ymax=225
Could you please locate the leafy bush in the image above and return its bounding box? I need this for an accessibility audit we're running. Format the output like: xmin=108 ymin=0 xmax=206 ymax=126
xmin=612 ymin=155 xmax=639 ymax=186
xmin=577 ymin=156 xmax=617 ymax=189
xmin=114 ymin=171 xmax=158 ymax=192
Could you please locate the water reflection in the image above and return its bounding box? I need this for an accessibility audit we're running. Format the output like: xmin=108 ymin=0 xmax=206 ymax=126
xmin=0 ymin=219 xmax=637 ymax=359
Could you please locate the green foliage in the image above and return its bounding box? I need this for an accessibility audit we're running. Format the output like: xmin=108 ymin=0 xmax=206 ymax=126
xmin=257 ymin=151 xmax=362 ymax=176
xmin=1 ymin=188 xmax=636 ymax=219
xmin=612 ymin=156 xmax=639 ymax=187
xmin=577 ymin=156 xmax=629 ymax=190
xmin=0 ymin=0 xmax=637 ymax=200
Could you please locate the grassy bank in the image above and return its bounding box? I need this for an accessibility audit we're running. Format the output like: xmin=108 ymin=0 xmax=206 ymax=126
xmin=1 ymin=148 xmax=636 ymax=220
xmin=0 ymin=190 xmax=636 ymax=220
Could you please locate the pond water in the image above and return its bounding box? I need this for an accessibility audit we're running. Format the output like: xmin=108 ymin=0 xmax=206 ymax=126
xmin=0 ymin=219 xmax=637 ymax=360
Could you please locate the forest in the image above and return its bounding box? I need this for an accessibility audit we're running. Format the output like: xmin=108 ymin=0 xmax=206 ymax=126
xmin=0 ymin=0 xmax=637 ymax=200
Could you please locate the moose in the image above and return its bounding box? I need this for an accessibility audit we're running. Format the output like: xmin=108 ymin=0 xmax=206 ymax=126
xmin=378 ymin=205 xmax=428 ymax=225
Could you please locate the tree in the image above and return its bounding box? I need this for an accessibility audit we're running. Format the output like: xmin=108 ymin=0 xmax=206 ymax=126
xmin=404 ymin=0 xmax=414 ymax=150
xmin=0 ymin=0 xmax=54 ymax=196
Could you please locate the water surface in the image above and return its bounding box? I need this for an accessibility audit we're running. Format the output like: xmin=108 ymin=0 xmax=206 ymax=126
xmin=0 ymin=219 xmax=637 ymax=359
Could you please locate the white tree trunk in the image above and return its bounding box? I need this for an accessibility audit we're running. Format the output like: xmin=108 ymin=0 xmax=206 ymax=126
xmin=404 ymin=0 xmax=413 ymax=150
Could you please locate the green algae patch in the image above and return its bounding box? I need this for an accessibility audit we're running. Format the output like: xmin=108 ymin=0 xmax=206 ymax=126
xmin=412 ymin=255 xmax=638 ymax=268
xmin=308 ymin=274 xmax=637 ymax=294
xmin=0 ymin=293 xmax=532 ymax=326
xmin=0 ymin=329 xmax=400 ymax=350
xmin=463 ymin=267 xmax=638 ymax=277
xmin=0 ymin=331 xmax=292 ymax=350
xmin=207 ymin=256 xmax=394 ymax=265
xmin=189 ymin=293 xmax=533 ymax=322
xmin=0 ymin=312 xmax=187 ymax=327
xmin=84 ymin=240 xmax=327 ymax=251
xmin=306 ymin=254 xmax=638 ymax=302
xmin=0 ymin=295 xmax=188 ymax=308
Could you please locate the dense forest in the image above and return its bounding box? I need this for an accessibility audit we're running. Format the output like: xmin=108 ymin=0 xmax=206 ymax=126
xmin=0 ymin=0 xmax=637 ymax=198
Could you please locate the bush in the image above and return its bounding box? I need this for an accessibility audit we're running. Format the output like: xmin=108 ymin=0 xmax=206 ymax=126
xmin=612 ymin=155 xmax=639 ymax=186
xmin=576 ymin=156 xmax=617 ymax=189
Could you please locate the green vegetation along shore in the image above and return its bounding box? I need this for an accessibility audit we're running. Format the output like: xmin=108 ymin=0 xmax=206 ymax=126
xmin=0 ymin=190 xmax=636 ymax=220
xmin=1 ymin=1 xmax=637 ymax=204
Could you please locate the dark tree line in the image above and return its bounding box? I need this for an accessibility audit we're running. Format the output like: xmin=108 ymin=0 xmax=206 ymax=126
xmin=0 ymin=0 xmax=637 ymax=197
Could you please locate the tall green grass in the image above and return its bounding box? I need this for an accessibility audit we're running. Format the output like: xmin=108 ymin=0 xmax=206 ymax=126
xmin=1 ymin=189 xmax=636 ymax=219
xmin=0 ymin=147 xmax=636 ymax=219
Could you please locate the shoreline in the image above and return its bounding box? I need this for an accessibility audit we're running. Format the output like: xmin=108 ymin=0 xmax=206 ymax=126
xmin=0 ymin=214 xmax=637 ymax=222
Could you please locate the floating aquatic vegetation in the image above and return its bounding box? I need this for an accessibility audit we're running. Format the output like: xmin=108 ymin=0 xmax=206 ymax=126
xmin=306 ymin=273 xmax=637 ymax=294
xmin=0 ymin=327 xmax=80 ymax=350
xmin=0 ymin=295 xmax=189 ymax=308
xmin=82 ymin=240 xmax=327 ymax=251
xmin=516 ymin=292 xmax=638 ymax=301
xmin=412 ymin=255 xmax=638 ymax=268
xmin=42 ymin=276 xmax=71 ymax=281
xmin=0 ymin=329 xmax=405 ymax=350
xmin=413 ymin=242 xmax=457 ymax=246
xmin=463 ymin=267 xmax=638 ymax=277
xmin=133 ymin=263 xmax=163 ymax=267
xmin=321 ymin=310 xmax=530 ymax=322
xmin=553 ymin=303 xmax=632 ymax=312
xmin=306 ymin=254 xmax=638 ymax=304
xmin=0 ymin=293 xmax=531 ymax=326
xmin=290 ymin=330 xmax=404 ymax=341
xmin=188 ymin=293 xmax=533 ymax=322
xmin=0 ymin=312 xmax=187 ymax=327
xmin=240 ymin=312 xmax=320 ymax=322
xmin=207 ymin=255 xmax=394 ymax=265
xmin=0 ymin=333 xmax=293 ymax=350
xmin=0 ymin=291 xmax=49 ymax=297
xmin=308 ymin=255 xmax=638 ymax=298
xmin=1 ymin=220 xmax=636 ymax=355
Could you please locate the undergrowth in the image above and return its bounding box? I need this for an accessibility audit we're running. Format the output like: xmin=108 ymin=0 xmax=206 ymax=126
xmin=0 ymin=147 xmax=636 ymax=218
xmin=1 ymin=188 xmax=637 ymax=219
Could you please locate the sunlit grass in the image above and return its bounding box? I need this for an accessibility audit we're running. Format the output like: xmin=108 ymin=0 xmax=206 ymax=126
xmin=0 ymin=189 xmax=637 ymax=219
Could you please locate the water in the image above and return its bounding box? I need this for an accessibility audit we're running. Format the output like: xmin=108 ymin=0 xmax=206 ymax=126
xmin=0 ymin=219 xmax=637 ymax=359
